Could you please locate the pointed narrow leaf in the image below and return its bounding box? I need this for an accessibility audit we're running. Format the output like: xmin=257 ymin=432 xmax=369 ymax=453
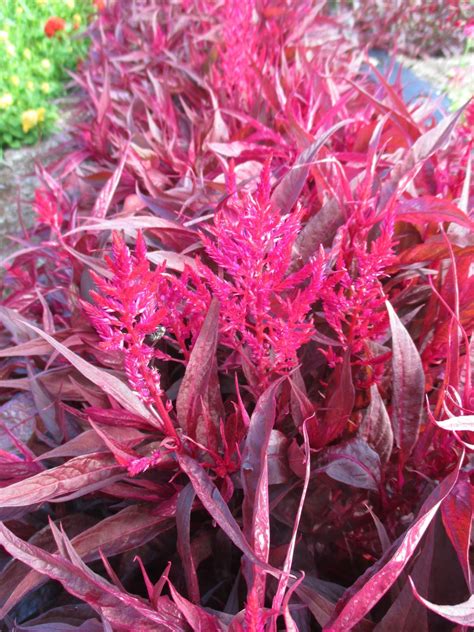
xmin=92 ymin=144 xmax=129 ymax=219
xmin=312 ymin=353 xmax=355 ymax=448
xmin=241 ymin=379 xmax=283 ymax=605
xmin=386 ymin=300 xmax=424 ymax=459
xmin=176 ymin=453 xmax=278 ymax=578
xmin=396 ymin=197 xmax=474 ymax=230
xmin=168 ymin=581 xmax=223 ymax=631
xmin=176 ymin=299 xmax=223 ymax=449
xmin=359 ymin=384 xmax=393 ymax=464
xmin=292 ymin=575 xmax=345 ymax=628
xmin=18 ymin=319 xmax=157 ymax=425
xmin=292 ymin=198 xmax=344 ymax=265
xmin=0 ymin=501 xmax=177 ymax=617
xmin=374 ymin=525 xmax=435 ymax=632
xmin=409 ymin=579 xmax=474 ymax=626
xmin=441 ymin=475 xmax=473 ymax=590
xmin=176 ymin=484 xmax=200 ymax=603
xmin=0 ymin=453 xmax=122 ymax=507
xmin=378 ymin=105 xmax=467 ymax=211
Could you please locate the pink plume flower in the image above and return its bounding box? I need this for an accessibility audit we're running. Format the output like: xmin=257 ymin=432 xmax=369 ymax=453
xmin=200 ymin=162 xmax=325 ymax=392
xmin=81 ymin=232 xmax=177 ymax=438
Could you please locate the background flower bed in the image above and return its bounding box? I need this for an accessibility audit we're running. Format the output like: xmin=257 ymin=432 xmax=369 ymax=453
xmin=0 ymin=1 xmax=473 ymax=631
xmin=0 ymin=0 xmax=95 ymax=149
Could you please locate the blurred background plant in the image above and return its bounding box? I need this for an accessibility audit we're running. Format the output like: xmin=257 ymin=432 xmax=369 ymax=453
xmin=0 ymin=0 xmax=96 ymax=150
xmin=446 ymin=18 xmax=474 ymax=111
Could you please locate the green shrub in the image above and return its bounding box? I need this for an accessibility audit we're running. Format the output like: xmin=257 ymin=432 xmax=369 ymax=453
xmin=0 ymin=0 xmax=95 ymax=149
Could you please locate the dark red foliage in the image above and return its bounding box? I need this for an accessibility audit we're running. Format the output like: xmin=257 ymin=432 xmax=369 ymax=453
xmin=0 ymin=1 xmax=473 ymax=630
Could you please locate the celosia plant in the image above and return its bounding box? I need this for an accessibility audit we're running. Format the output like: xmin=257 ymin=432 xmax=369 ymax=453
xmin=0 ymin=1 xmax=472 ymax=631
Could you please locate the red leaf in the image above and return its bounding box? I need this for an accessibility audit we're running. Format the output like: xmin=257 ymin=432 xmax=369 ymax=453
xmin=292 ymin=197 xmax=345 ymax=265
xmin=168 ymin=580 xmax=224 ymax=631
xmin=273 ymin=422 xmax=312 ymax=618
xmin=291 ymin=575 xmax=345 ymax=629
xmin=241 ymin=378 xmax=284 ymax=606
xmin=176 ymin=299 xmax=223 ymax=449
xmin=36 ymin=427 xmax=145 ymax=460
xmin=0 ymin=453 xmax=123 ymax=507
xmin=441 ymin=474 xmax=473 ymax=591
xmin=386 ymin=300 xmax=424 ymax=460
xmin=377 ymin=105 xmax=467 ymax=211
xmin=176 ymin=483 xmax=200 ymax=603
xmin=0 ymin=306 xmax=38 ymax=344
xmin=91 ymin=144 xmax=129 ymax=219
xmin=0 ymin=501 xmax=176 ymax=618
xmin=409 ymin=578 xmax=474 ymax=626
xmin=324 ymin=454 xmax=463 ymax=631
xmin=0 ymin=335 xmax=81 ymax=358
xmin=317 ymin=437 xmax=381 ymax=491
xmin=396 ymin=196 xmax=474 ymax=230
xmin=65 ymin=215 xmax=197 ymax=239
xmin=359 ymin=384 xmax=393 ymax=464
xmin=310 ymin=352 xmax=355 ymax=448
xmin=375 ymin=523 xmax=435 ymax=632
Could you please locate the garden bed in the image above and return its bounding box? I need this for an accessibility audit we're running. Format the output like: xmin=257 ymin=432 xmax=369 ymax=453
xmin=0 ymin=2 xmax=472 ymax=631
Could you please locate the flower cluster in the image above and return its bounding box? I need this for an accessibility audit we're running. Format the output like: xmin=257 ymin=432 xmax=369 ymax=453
xmin=44 ymin=16 xmax=66 ymax=38
xmin=217 ymin=0 xmax=256 ymax=104
xmin=21 ymin=107 xmax=46 ymax=133
xmin=81 ymin=231 xmax=211 ymax=435
xmin=82 ymin=232 xmax=169 ymax=401
xmin=321 ymin=202 xmax=395 ymax=358
xmin=200 ymin=163 xmax=325 ymax=392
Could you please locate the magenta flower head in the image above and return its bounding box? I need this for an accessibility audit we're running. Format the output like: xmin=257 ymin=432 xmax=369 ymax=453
xmin=81 ymin=232 xmax=176 ymax=431
xmin=200 ymin=161 xmax=325 ymax=392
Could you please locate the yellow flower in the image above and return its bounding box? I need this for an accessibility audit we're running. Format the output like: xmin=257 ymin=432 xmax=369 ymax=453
xmin=0 ymin=93 xmax=13 ymax=110
xmin=0 ymin=31 xmax=9 ymax=43
xmin=6 ymin=43 xmax=16 ymax=57
xmin=37 ymin=107 xmax=46 ymax=123
xmin=10 ymin=75 xmax=20 ymax=87
xmin=40 ymin=82 xmax=50 ymax=94
xmin=65 ymin=0 xmax=75 ymax=8
xmin=73 ymin=13 xmax=82 ymax=27
xmin=40 ymin=59 xmax=51 ymax=71
xmin=23 ymin=48 xmax=32 ymax=60
xmin=26 ymin=80 xmax=34 ymax=91
xmin=21 ymin=109 xmax=39 ymax=133
xmin=16 ymin=6 xmax=24 ymax=15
